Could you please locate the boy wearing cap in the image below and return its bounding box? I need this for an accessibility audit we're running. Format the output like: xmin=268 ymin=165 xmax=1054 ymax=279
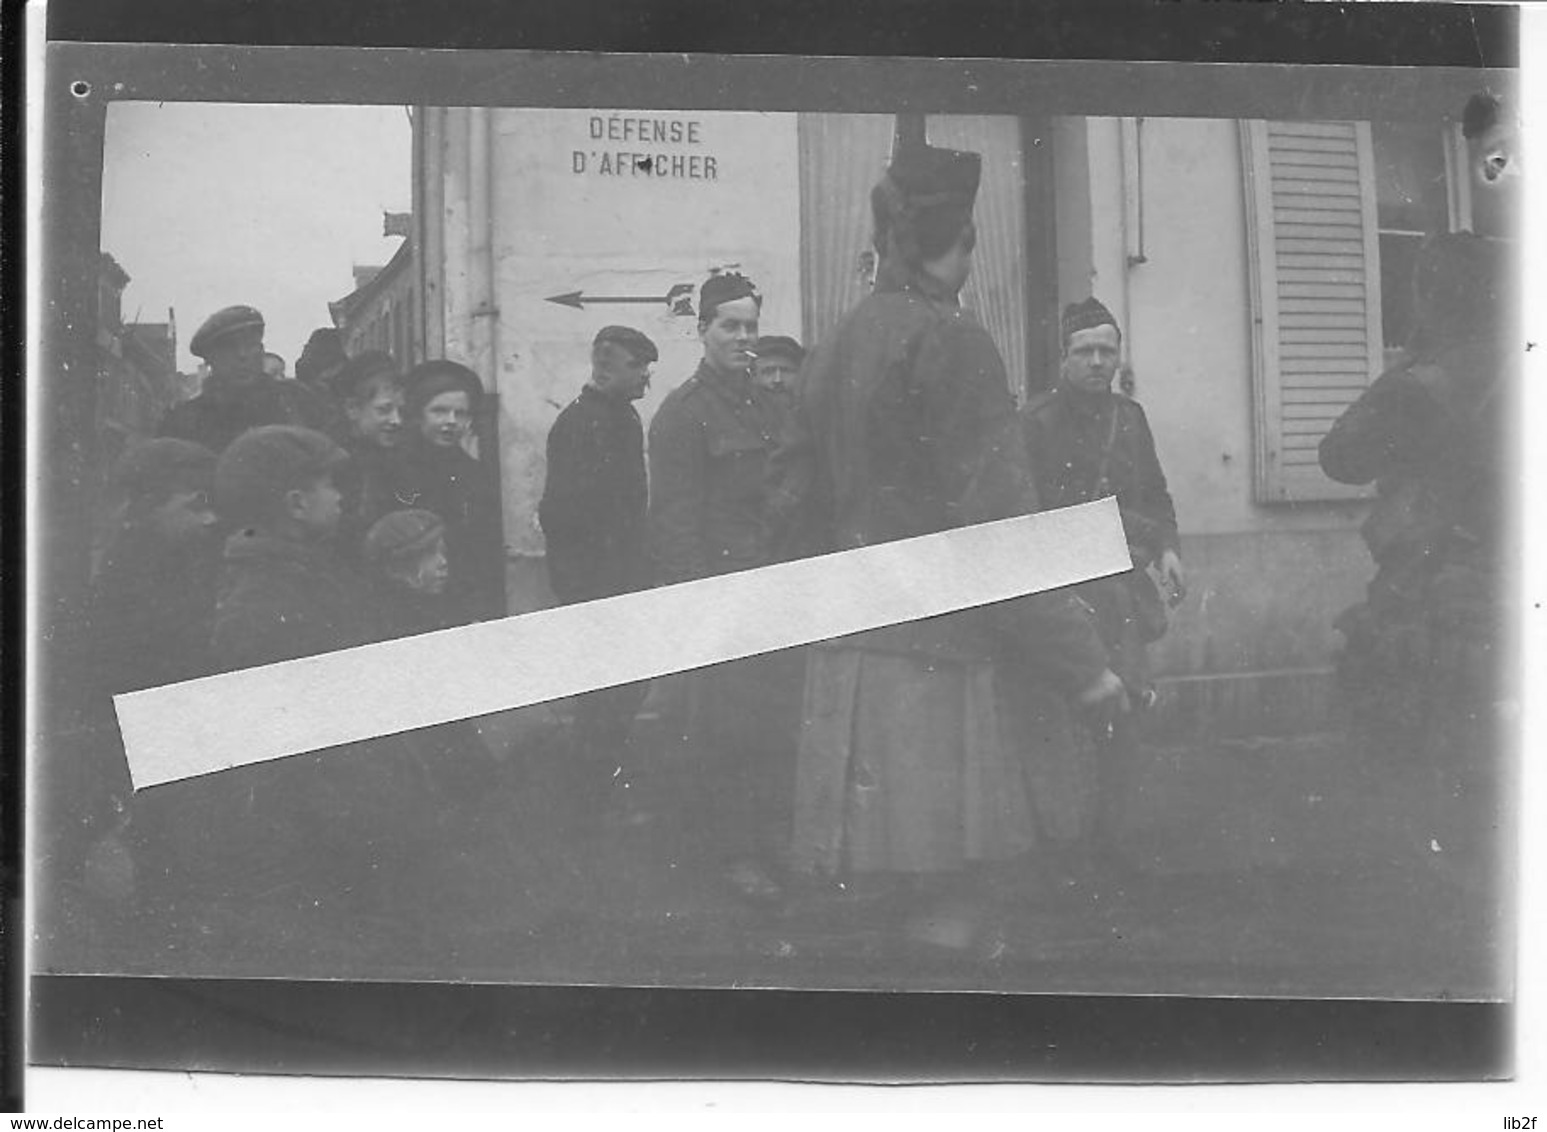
xmin=751 ymin=334 xmax=805 ymax=418
xmin=396 ymin=360 xmax=506 ymax=623
xmin=540 ymin=326 xmax=658 ymax=805
xmin=648 ymin=273 xmax=801 ymax=904
xmin=775 ymin=144 xmax=1126 ymax=947
xmin=157 ymin=305 xmax=331 ymax=453
xmin=190 ymin=426 xmax=446 ymax=962
xmin=363 ymin=508 xmax=453 ymax=636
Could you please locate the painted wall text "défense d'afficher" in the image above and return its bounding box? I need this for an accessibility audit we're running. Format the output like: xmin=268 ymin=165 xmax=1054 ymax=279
xmin=573 ymin=115 xmax=719 ymax=180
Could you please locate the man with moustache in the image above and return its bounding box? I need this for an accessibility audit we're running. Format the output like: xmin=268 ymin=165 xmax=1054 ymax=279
xmin=648 ymin=272 xmax=797 ymax=904
xmin=540 ymin=326 xmax=659 ymax=815
xmin=157 ymin=305 xmax=330 ymax=454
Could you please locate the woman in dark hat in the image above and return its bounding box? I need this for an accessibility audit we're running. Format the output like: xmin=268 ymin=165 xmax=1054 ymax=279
xmin=772 ymin=144 xmax=1125 ymax=950
xmin=394 ymin=359 xmax=506 ymax=623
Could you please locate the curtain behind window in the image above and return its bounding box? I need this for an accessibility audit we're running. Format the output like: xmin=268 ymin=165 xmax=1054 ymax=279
xmin=797 ymin=113 xmax=1027 ymax=400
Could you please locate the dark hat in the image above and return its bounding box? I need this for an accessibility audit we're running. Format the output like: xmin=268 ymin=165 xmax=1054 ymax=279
xmin=404 ymin=359 xmax=484 ymax=420
xmin=593 ymin=325 xmax=659 ymax=363
xmin=295 ymin=328 xmax=349 ymax=387
xmin=332 ymin=350 xmax=401 ymax=402
xmin=698 ymin=272 xmax=762 ymax=322
xmin=190 ymin=305 xmax=265 ymax=359
xmin=1061 ymin=297 xmax=1120 ymax=344
xmin=753 ymin=335 xmax=804 ymax=366
xmin=886 ymin=145 xmax=982 ymax=208
xmin=114 ymin=437 xmax=217 ymax=500
xmin=872 ymin=145 xmax=982 ymax=264
xmin=214 ymin=425 xmax=347 ymax=526
xmin=363 ymin=509 xmax=446 ymax=566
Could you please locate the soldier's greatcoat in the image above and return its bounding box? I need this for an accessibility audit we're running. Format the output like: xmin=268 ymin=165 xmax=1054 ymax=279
xmin=647 ymin=359 xmax=800 ymax=864
xmin=775 ymin=258 xmax=1108 ymax=875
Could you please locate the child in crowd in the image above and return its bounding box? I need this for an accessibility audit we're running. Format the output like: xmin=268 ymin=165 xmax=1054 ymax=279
xmin=53 ymin=439 xmax=221 ymax=939
xmin=364 ymin=507 xmax=504 ymax=805
xmin=156 ymin=425 xmax=449 ymax=967
xmin=363 ymin=508 xmax=453 ymax=636
xmin=397 ymin=360 xmax=506 ymax=623
xmin=332 ymin=350 xmax=407 ymax=552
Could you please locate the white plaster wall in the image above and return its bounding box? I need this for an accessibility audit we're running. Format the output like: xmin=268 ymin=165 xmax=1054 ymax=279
xmin=1084 ymin=117 xmax=1367 ymax=539
xmin=480 ymin=108 xmax=804 ymax=556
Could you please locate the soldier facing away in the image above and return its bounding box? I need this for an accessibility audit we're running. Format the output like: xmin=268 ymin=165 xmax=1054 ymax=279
xmin=773 ymin=144 xmax=1126 ymax=949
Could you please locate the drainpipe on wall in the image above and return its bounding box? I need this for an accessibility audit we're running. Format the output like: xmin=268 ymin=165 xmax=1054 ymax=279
xmin=465 ymin=107 xmax=509 ymax=601
xmin=1118 ymin=116 xmax=1145 ymax=394
xmin=466 ymin=107 xmax=499 ymax=398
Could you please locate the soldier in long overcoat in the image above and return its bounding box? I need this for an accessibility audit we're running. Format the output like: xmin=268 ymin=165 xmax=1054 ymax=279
xmin=770 ymin=144 xmax=1126 ymax=947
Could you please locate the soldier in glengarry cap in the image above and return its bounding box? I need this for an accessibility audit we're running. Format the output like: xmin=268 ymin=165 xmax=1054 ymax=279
xmin=647 ymin=271 xmax=804 ymax=905
xmin=157 ymin=304 xmax=332 ymax=454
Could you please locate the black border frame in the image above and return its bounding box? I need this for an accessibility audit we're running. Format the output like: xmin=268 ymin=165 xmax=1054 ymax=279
xmin=22 ymin=0 xmax=1521 ymax=1093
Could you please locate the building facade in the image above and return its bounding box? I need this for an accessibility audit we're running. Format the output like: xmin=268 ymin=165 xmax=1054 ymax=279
xmin=95 ymin=253 xmax=182 ymax=464
xmin=329 ymin=235 xmax=420 ymax=367
xmin=407 ymin=90 xmax=1512 ymax=736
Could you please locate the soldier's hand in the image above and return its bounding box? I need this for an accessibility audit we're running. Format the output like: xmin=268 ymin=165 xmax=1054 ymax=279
xmin=1077 ymin=668 xmax=1130 ymax=713
xmin=1159 ymin=549 xmax=1187 ymax=604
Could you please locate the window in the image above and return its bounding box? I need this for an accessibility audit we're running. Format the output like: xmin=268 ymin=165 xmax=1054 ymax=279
xmin=1370 ymin=121 xmax=1450 ymax=363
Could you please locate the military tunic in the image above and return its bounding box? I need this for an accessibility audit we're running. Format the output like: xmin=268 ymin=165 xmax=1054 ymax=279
xmin=647 ymin=360 xmax=783 ymax=584
xmin=1020 ymin=386 xmax=1179 ymax=692
xmin=1020 ymin=387 xmax=1179 ymax=562
xmin=647 ymin=359 xmax=801 ymax=863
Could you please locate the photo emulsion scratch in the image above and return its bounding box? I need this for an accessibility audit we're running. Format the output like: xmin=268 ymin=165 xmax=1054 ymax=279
xmin=33 ymin=51 xmax=1520 ymax=1006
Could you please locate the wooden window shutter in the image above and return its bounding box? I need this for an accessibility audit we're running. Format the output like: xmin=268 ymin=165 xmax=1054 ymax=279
xmin=1241 ymin=120 xmax=1383 ymax=502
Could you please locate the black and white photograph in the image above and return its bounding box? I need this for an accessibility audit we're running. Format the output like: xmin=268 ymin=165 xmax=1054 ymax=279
xmin=25 ymin=9 xmax=1525 ymax=1092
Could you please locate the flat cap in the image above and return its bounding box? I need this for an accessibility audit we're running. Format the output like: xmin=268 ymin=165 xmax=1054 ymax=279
xmin=214 ymin=425 xmax=347 ymax=526
xmin=364 ymin=509 xmax=446 ymax=566
xmin=886 ymin=145 xmax=982 ymax=207
xmin=593 ymin=325 xmax=659 ymax=363
xmin=114 ymin=437 xmax=217 ymax=499
xmin=753 ymin=335 xmax=805 ymax=365
xmin=1061 ymin=297 xmax=1120 ymax=344
xmin=699 ymin=271 xmax=761 ymax=321
xmin=190 ymin=305 xmax=265 ymax=360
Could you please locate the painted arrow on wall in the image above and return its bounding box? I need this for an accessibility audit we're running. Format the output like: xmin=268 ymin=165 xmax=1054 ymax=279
xmin=546 ymin=283 xmax=697 ymax=314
